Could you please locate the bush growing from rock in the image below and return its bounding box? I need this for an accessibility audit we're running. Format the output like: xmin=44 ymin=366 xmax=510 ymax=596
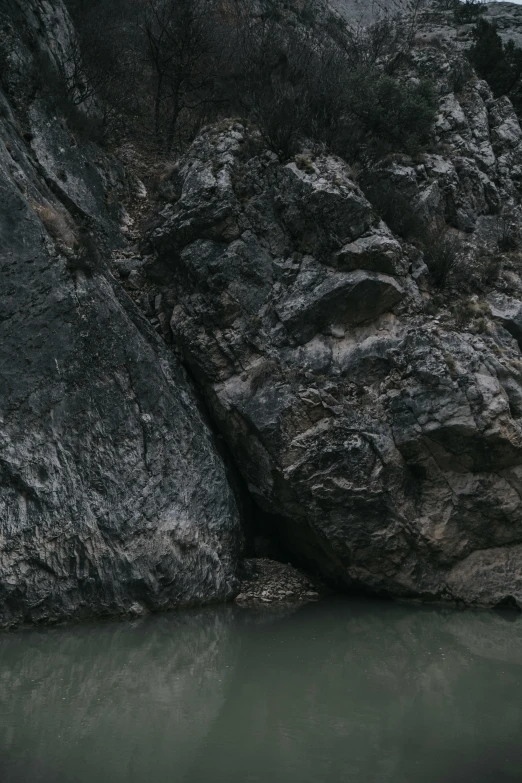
xmin=231 ymin=16 xmax=436 ymax=160
xmin=33 ymin=203 xmax=77 ymax=248
xmin=495 ymin=211 xmax=521 ymax=252
xmin=468 ymin=19 xmax=522 ymax=115
xmin=335 ymin=70 xmax=437 ymax=161
xmin=453 ymin=0 xmax=486 ymax=25
xmin=63 ymin=0 xmax=437 ymax=161
xmin=362 ymin=182 xmax=424 ymax=239
xmin=420 ymin=221 xmax=463 ymax=287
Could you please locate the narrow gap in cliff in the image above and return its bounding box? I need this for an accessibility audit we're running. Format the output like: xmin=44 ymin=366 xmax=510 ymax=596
xmin=172 ymin=359 xmax=346 ymax=596
xmin=245 ymin=500 xmax=401 ymax=603
xmin=169 ymin=358 xmax=330 ymax=587
xmin=245 ymin=500 xmax=343 ymax=594
xmin=244 ymin=503 xmax=297 ymax=564
xmin=493 ymin=596 xmax=521 ymax=616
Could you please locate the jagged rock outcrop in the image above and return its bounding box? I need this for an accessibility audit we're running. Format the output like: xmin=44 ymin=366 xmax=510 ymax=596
xmin=0 ymin=0 xmax=242 ymax=628
xmin=144 ymin=46 xmax=522 ymax=608
xmin=364 ymin=43 xmax=522 ymax=235
xmin=6 ymin=0 xmax=522 ymax=626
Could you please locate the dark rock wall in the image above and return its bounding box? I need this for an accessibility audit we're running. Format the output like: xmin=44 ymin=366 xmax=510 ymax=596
xmin=5 ymin=0 xmax=522 ymax=625
xmin=143 ymin=73 xmax=522 ymax=608
xmin=0 ymin=0 xmax=242 ymax=628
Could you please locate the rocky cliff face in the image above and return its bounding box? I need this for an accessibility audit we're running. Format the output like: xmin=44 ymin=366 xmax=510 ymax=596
xmin=0 ymin=0 xmax=241 ymax=628
xmin=4 ymin=0 xmax=522 ymax=627
xmin=141 ymin=35 xmax=522 ymax=608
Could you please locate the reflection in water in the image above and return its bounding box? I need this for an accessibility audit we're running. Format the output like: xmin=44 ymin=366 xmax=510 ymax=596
xmin=1 ymin=600 xmax=522 ymax=783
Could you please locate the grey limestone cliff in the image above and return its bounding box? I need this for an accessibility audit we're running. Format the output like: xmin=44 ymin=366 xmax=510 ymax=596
xmin=6 ymin=0 xmax=522 ymax=626
xmin=0 ymin=0 xmax=242 ymax=628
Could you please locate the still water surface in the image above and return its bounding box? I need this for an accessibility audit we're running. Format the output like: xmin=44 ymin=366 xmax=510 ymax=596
xmin=1 ymin=598 xmax=522 ymax=783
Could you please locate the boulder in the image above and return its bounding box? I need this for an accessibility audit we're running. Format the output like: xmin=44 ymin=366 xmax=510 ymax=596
xmin=276 ymin=270 xmax=404 ymax=344
xmin=275 ymin=159 xmax=377 ymax=260
xmin=334 ymin=230 xmax=405 ymax=275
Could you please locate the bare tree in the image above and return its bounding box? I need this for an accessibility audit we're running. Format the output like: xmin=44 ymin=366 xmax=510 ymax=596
xmin=62 ymin=0 xmax=436 ymax=162
xmin=142 ymin=0 xmax=217 ymax=153
xmin=62 ymin=0 xmax=144 ymax=141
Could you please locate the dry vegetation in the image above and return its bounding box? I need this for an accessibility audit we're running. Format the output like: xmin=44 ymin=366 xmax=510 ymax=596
xmin=60 ymin=0 xmax=437 ymax=161
xmin=33 ymin=203 xmax=78 ymax=248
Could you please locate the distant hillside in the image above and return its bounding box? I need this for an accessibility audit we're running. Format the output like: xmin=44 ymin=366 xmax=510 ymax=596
xmin=330 ymin=0 xmax=420 ymax=21
xmin=485 ymin=1 xmax=522 ymax=47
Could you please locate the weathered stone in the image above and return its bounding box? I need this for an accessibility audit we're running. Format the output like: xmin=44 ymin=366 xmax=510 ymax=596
xmin=488 ymin=292 xmax=522 ymax=350
xmin=334 ymin=230 xmax=405 ymax=275
xmin=276 ymin=270 xmax=404 ymax=344
xmin=0 ymin=0 xmax=241 ymax=629
xmin=146 ymin=116 xmax=522 ymax=609
xmin=275 ymin=159 xmax=377 ymax=259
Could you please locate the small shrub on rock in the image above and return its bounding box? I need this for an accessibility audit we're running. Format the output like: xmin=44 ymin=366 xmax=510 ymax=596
xmin=452 ymin=296 xmax=490 ymax=328
xmin=454 ymin=1 xmax=486 ymax=25
xmin=332 ymin=70 xmax=437 ymax=162
xmin=468 ymin=19 xmax=522 ymax=115
xmin=448 ymin=58 xmax=473 ymax=93
xmin=363 ymin=182 xmax=424 ymax=239
xmin=33 ymin=203 xmax=77 ymax=248
xmin=495 ymin=212 xmax=521 ymax=252
xmin=420 ymin=221 xmax=463 ymax=288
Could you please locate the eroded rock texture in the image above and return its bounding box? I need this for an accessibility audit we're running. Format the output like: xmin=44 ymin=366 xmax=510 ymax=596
xmin=0 ymin=0 xmax=241 ymax=628
xmin=145 ymin=77 xmax=522 ymax=608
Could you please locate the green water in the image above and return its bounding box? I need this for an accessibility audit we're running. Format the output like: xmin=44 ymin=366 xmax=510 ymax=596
xmin=1 ymin=599 xmax=522 ymax=783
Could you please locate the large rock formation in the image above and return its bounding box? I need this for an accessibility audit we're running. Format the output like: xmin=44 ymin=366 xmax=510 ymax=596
xmin=5 ymin=0 xmax=522 ymax=627
xmin=143 ymin=36 xmax=522 ymax=608
xmin=0 ymin=0 xmax=241 ymax=628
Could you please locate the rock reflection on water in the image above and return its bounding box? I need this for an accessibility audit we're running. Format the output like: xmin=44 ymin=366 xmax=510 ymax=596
xmin=1 ymin=600 xmax=522 ymax=783
xmin=0 ymin=608 xmax=239 ymax=783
